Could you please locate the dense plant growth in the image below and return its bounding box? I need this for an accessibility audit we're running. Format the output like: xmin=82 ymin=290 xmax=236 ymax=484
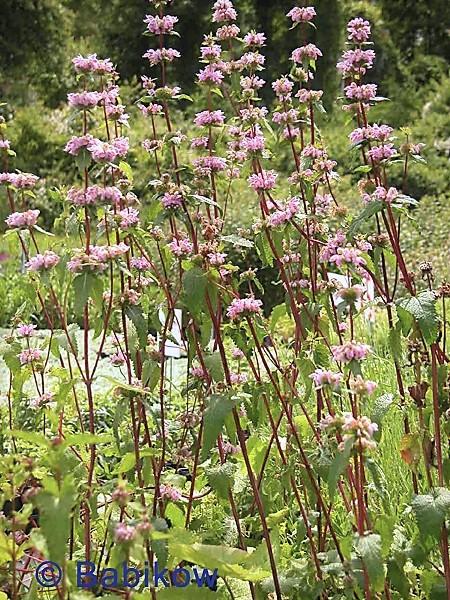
xmin=0 ymin=1 xmax=449 ymax=599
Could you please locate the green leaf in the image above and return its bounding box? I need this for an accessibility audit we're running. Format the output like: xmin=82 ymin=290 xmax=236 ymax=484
xmin=396 ymin=291 xmax=440 ymax=344
xmin=221 ymin=234 xmax=254 ymax=248
xmin=328 ymin=437 xmax=353 ymax=500
xmin=168 ymin=542 xmax=270 ymax=582
xmin=201 ymin=394 xmax=236 ymax=461
xmin=73 ymin=272 xmax=103 ymax=315
xmin=125 ymin=304 xmax=147 ymax=348
xmin=118 ymin=161 xmax=133 ymax=182
xmin=182 ymin=267 xmax=207 ymax=317
xmin=411 ymin=488 xmax=450 ymax=539
xmin=354 ymin=533 xmax=385 ymax=592
xmin=203 ymin=353 xmax=224 ymax=382
xmin=205 ymin=462 xmax=236 ymax=499
xmin=371 ymin=393 xmax=394 ymax=440
xmin=348 ymin=201 xmax=383 ymax=238
xmin=35 ymin=478 xmax=76 ymax=564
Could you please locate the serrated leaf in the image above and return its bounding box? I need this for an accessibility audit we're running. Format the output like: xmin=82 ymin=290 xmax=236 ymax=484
xmin=371 ymin=393 xmax=394 ymax=440
xmin=205 ymin=462 xmax=236 ymax=499
xmin=354 ymin=533 xmax=385 ymax=592
xmin=396 ymin=291 xmax=440 ymax=344
xmin=411 ymin=488 xmax=450 ymax=539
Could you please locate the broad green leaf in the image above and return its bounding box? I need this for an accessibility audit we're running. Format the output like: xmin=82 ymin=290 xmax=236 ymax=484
xmin=182 ymin=267 xmax=206 ymax=317
xmin=354 ymin=533 xmax=385 ymax=592
xmin=125 ymin=304 xmax=147 ymax=348
xmin=221 ymin=234 xmax=254 ymax=248
xmin=396 ymin=291 xmax=440 ymax=344
xmin=411 ymin=488 xmax=450 ymax=539
xmin=168 ymin=542 xmax=270 ymax=582
xmin=201 ymin=394 xmax=236 ymax=461
xmin=203 ymin=353 xmax=224 ymax=382
xmin=73 ymin=272 xmax=103 ymax=315
xmin=205 ymin=462 xmax=236 ymax=499
xmin=35 ymin=478 xmax=76 ymax=564
xmin=371 ymin=393 xmax=394 ymax=440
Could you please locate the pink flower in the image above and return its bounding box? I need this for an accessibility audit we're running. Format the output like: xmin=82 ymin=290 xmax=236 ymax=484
xmin=347 ymin=18 xmax=371 ymax=43
xmin=363 ymin=186 xmax=399 ymax=204
xmin=350 ymin=376 xmax=378 ymax=396
xmin=67 ymin=186 xmax=122 ymax=206
xmin=131 ymin=257 xmax=151 ymax=271
xmin=143 ymin=48 xmax=180 ymax=66
xmin=243 ymin=31 xmax=266 ymax=47
xmin=337 ymin=49 xmax=375 ymax=76
xmin=227 ymin=297 xmax=263 ymax=320
xmin=87 ymin=137 xmax=129 ymax=162
xmin=162 ymin=192 xmax=183 ymax=209
xmin=200 ymin=44 xmax=222 ymax=60
xmin=197 ymin=64 xmax=224 ymax=85
xmin=159 ymin=484 xmax=182 ymax=501
xmin=67 ymin=91 xmax=103 ymax=109
xmin=26 ymin=251 xmax=60 ymax=272
xmin=222 ymin=441 xmax=239 ymax=455
xmin=190 ymin=366 xmax=209 ymax=380
xmin=191 ymin=136 xmax=210 ymax=149
xmin=144 ymin=14 xmax=179 ymax=35
xmin=30 ymin=392 xmax=55 ymax=409
xmin=138 ymin=102 xmax=163 ymax=116
xmin=111 ymin=351 xmax=127 ymax=366
xmin=193 ymin=156 xmax=227 ymax=176
xmin=272 ymin=77 xmax=294 ymax=98
xmin=230 ymin=372 xmax=248 ymax=385
xmin=72 ymin=54 xmax=114 ymax=74
xmin=6 ymin=209 xmax=40 ymax=229
xmin=212 ymin=0 xmax=237 ymax=22
xmin=367 ymin=144 xmax=396 ymax=162
xmin=344 ymin=82 xmax=377 ymax=101
xmin=329 ymin=246 xmax=366 ymax=268
xmin=310 ymin=369 xmax=343 ymax=389
xmin=17 ymin=323 xmax=37 ymax=337
xmin=301 ymin=144 xmax=325 ymax=159
xmin=216 ymin=24 xmax=240 ymax=40
xmin=19 ymin=348 xmax=42 ymax=365
xmin=240 ymin=75 xmax=265 ymax=91
xmin=248 ymin=170 xmax=278 ymax=192
xmin=208 ymin=252 xmax=227 ymax=266
xmin=331 ymin=341 xmax=371 ymax=363
xmin=65 ymin=135 xmax=94 ymax=156
xmin=114 ymin=522 xmax=136 ymax=543
xmin=287 ymin=6 xmax=316 ymax=22
xmin=0 ymin=139 xmax=11 ymax=150
xmin=0 ymin=172 xmax=39 ymax=189
xmin=232 ymin=348 xmax=244 ymax=359
xmin=291 ymin=44 xmax=322 ymax=63
xmin=118 ymin=208 xmax=140 ymax=229
xmin=194 ymin=110 xmax=225 ymax=127
xmin=168 ymin=237 xmax=193 ymax=257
